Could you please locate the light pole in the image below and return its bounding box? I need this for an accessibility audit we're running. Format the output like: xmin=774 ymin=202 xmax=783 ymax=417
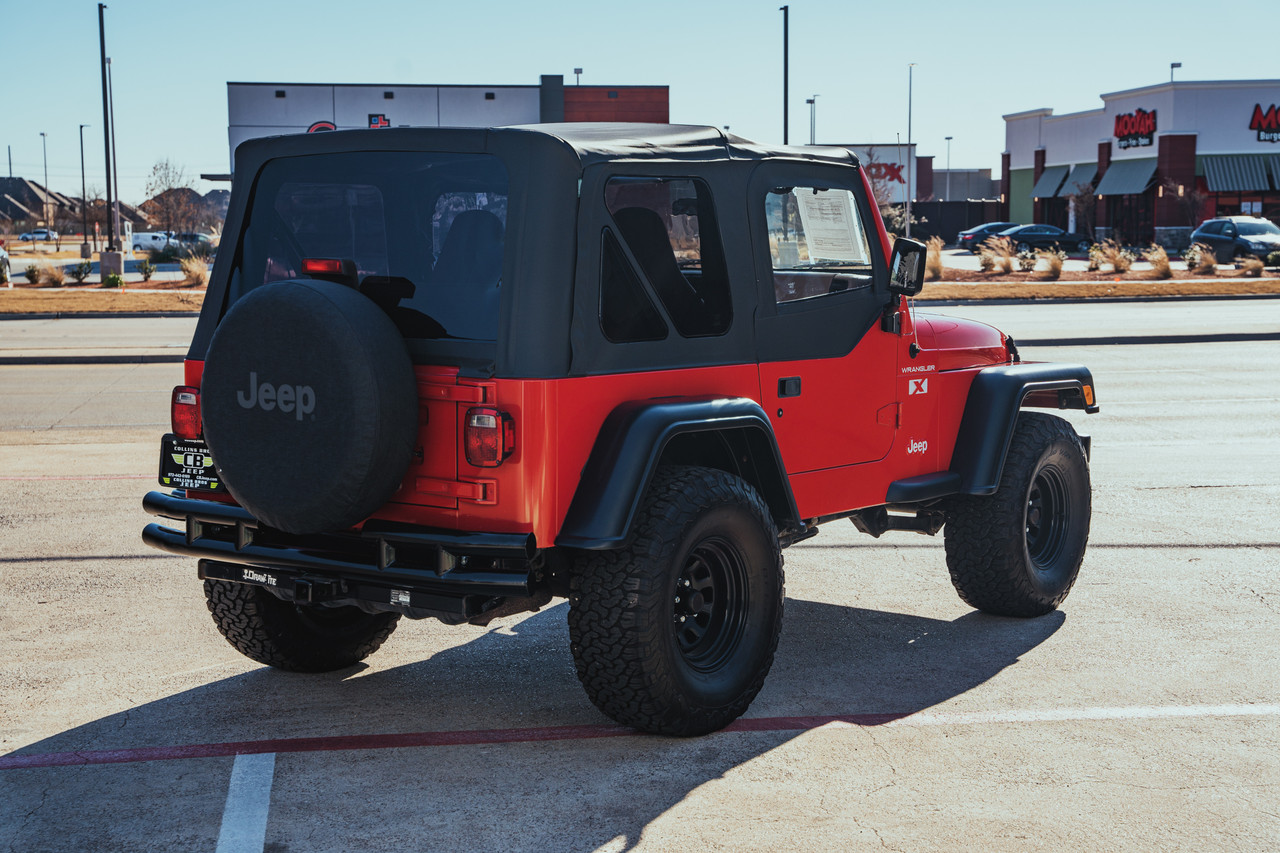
xmin=107 ymin=57 xmax=122 ymax=249
xmin=573 ymin=67 xmax=582 ymax=85
xmin=806 ymin=95 xmax=819 ymax=145
xmin=780 ymin=5 xmax=789 ymax=144
xmin=1170 ymin=62 xmax=1181 ymax=83
xmin=39 ymin=132 xmax=49 ymax=234
xmin=945 ymin=135 xmax=953 ymax=201
xmin=98 ymin=2 xmax=116 ymax=253
xmin=80 ymin=124 xmax=91 ymax=257
xmin=906 ymin=63 xmax=916 ymax=237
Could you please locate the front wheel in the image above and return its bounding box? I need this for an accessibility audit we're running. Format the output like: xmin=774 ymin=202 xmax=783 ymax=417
xmin=1016 ymin=241 xmax=1031 ymax=253
xmin=568 ymin=466 xmax=784 ymax=736
xmin=1076 ymin=240 xmax=1091 ymax=253
xmin=204 ymin=579 xmax=400 ymax=671
xmin=944 ymin=413 xmax=1090 ymax=617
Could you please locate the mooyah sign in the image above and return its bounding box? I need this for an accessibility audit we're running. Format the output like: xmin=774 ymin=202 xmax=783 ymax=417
xmin=1114 ymin=108 xmax=1157 ymax=149
xmin=1250 ymin=104 xmax=1280 ymax=143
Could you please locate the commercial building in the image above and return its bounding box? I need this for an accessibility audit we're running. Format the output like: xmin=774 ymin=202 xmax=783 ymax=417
xmin=221 ymin=74 xmax=667 ymax=176
xmin=1002 ymin=79 xmax=1280 ymax=246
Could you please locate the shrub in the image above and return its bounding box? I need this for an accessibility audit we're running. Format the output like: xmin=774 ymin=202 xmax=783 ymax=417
xmin=1241 ymin=256 xmax=1264 ymax=277
xmin=39 ymin=263 xmax=66 ymax=287
xmin=1086 ymin=244 xmax=1103 ymax=272
xmin=151 ymin=244 xmax=181 ymax=263
xmin=138 ymin=258 xmax=156 ymax=282
xmin=23 ymin=263 xmax=40 ymax=284
xmin=1016 ymin=249 xmax=1037 ymax=272
xmin=180 ymin=255 xmax=209 ymax=287
xmin=924 ymin=236 xmax=944 ymax=281
xmin=1185 ymin=242 xmax=1217 ymax=275
xmin=68 ymin=260 xmax=93 ymax=284
xmin=1099 ymin=239 xmax=1134 ymax=273
xmin=1036 ymin=248 xmax=1065 ymax=280
xmin=1143 ymin=244 xmax=1172 ymax=280
xmin=100 ymin=272 xmax=123 ymax=289
xmin=0 ymin=263 xmax=7 ymax=285
xmin=1266 ymin=250 xmax=1280 ymax=268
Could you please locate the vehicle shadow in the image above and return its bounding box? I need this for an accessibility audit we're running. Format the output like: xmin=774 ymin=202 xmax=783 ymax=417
xmin=5 ymin=598 xmax=1063 ymax=852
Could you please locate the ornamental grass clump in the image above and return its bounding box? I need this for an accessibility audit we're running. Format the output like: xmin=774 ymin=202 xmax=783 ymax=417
xmin=988 ymin=236 xmax=1015 ymax=274
xmin=39 ymin=263 xmax=65 ymax=287
xmin=180 ymin=255 xmax=209 ymax=287
xmin=1099 ymin=239 xmax=1134 ymax=273
xmin=925 ymin=235 xmax=944 ymax=281
xmin=1143 ymin=244 xmax=1172 ymax=280
xmin=1185 ymin=242 xmax=1217 ymax=275
xmin=1035 ymin=248 xmax=1066 ymax=280
xmin=1241 ymin=256 xmax=1264 ymax=277
xmin=977 ymin=243 xmax=996 ymax=272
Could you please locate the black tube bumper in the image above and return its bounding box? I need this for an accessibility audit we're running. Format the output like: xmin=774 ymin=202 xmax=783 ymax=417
xmin=142 ymin=490 xmax=537 ymax=621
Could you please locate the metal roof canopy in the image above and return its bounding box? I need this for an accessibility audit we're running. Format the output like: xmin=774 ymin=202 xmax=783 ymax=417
xmin=1057 ymin=163 xmax=1097 ymax=197
xmin=1094 ymin=158 xmax=1157 ymax=196
xmin=1203 ymin=155 xmax=1270 ymax=192
xmin=1030 ymin=164 xmax=1069 ymax=198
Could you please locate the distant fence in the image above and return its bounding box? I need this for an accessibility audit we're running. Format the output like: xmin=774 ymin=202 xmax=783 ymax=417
xmin=905 ymin=200 xmax=1004 ymax=244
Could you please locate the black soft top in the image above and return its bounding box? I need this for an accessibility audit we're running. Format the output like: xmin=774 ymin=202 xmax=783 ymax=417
xmin=194 ymin=124 xmax=869 ymax=376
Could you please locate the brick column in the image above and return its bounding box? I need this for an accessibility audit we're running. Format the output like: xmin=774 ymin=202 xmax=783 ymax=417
xmin=1155 ymin=133 xmax=1197 ymax=249
xmin=1032 ymin=148 xmax=1046 ymax=222
xmin=1094 ymin=141 xmax=1112 ymax=236
xmin=999 ymin=153 xmax=1011 ymax=220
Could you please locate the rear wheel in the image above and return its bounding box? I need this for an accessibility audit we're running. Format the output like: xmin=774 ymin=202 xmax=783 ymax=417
xmin=944 ymin=413 xmax=1090 ymax=617
xmin=1016 ymin=241 xmax=1032 ymax=253
xmin=1076 ymin=240 xmax=1091 ymax=253
xmin=204 ymin=579 xmax=400 ymax=672
xmin=568 ymin=466 xmax=784 ymax=736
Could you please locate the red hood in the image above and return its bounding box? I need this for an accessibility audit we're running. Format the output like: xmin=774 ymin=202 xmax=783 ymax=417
xmin=912 ymin=312 xmax=1010 ymax=370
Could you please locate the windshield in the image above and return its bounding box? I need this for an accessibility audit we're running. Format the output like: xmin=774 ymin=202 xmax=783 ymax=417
xmin=233 ymin=151 xmax=509 ymax=343
xmin=1237 ymin=220 xmax=1280 ymax=236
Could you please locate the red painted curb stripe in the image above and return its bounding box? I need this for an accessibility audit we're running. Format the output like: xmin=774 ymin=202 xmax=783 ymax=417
xmin=0 ymin=713 xmax=910 ymax=771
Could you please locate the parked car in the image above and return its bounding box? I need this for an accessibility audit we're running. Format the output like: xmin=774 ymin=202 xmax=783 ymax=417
xmin=1190 ymin=216 xmax=1280 ymax=263
xmin=956 ymin=222 xmax=1017 ymax=253
xmin=133 ymin=232 xmax=180 ymax=252
xmin=176 ymin=232 xmax=216 ymax=251
xmin=998 ymin=224 xmax=1092 ymax=254
xmin=0 ymin=245 xmax=9 ymax=275
xmin=20 ymin=228 xmax=59 ymax=242
xmin=142 ymin=124 xmax=1099 ymax=737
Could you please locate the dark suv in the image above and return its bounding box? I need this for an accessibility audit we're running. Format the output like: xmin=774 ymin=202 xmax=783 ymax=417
xmin=1190 ymin=216 xmax=1280 ymax=263
xmin=143 ymin=124 xmax=1098 ymax=736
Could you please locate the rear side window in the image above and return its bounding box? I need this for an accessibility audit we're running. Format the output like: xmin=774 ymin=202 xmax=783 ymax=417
xmin=603 ymin=177 xmax=732 ymax=338
xmin=766 ymin=187 xmax=873 ymax=303
xmin=236 ymin=151 xmax=508 ymax=341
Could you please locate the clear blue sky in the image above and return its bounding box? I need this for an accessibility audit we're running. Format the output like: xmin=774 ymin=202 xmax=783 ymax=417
xmin=5 ymin=0 xmax=1276 ymax=204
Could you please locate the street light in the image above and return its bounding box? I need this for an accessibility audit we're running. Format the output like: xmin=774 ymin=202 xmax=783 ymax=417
xmin=79 ymin=124 xmax=91 ymax=257
xmin=573 ymin=67 xmax=582 ymax=85
xmin=806 ymin=94 xmax=819 ymax=145
xmin=780 ymin=5 xmax=789 ymax=144
xmin=107 ymin=56 xmax=122 ymax=249
xmin=906 ymin=63 xmax=917 ymax=237
xmin=945 ymin=135 xmax=953 ymax=201
xmin=39 ymin=132 xmax=50 ymax=235
xmin=1170 ymin=62 xmax=1182 ymax=83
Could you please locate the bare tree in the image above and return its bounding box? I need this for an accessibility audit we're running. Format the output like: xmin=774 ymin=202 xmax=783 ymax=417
xmin=144 ymin=159 xmax=201 ymax=237
xmin=1162 ymin=178 xmax=1211 ymax=229
xmin=1065 ymin=182 xmax=1097 ymax=240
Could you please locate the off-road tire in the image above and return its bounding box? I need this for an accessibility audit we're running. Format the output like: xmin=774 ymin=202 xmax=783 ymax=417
xmin=568 ymin=466 xmax=784 ymax=736
xmin=944 ymin=412 xmax=1090 ymax=617
xmin=204 ymin=579 xmax=400 ymax=672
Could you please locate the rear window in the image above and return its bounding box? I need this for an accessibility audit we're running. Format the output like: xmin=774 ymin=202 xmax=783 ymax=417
xmin=232 ymin=151 xmax=509 ymax=343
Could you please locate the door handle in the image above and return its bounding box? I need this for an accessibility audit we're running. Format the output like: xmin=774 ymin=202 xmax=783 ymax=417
xmin=778 ymin=377 xmax=801 ymax=398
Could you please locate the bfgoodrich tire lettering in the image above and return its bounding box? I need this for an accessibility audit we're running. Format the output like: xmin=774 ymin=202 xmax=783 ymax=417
xmin=203 ymin=579 xmax=399 ymax=672
xmin=943 ymin=412 xmax=1090 ymax=617
xmin=568 ymin=466 xmax=784 ymax=736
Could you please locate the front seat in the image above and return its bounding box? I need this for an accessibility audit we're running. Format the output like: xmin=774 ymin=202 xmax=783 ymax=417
xmin=429 ymin=209 xmax=504 ymax=340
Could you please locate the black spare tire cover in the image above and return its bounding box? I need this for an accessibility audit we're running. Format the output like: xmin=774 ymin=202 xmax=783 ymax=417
xmin=201 ymin=279 xmax=418 ymax=534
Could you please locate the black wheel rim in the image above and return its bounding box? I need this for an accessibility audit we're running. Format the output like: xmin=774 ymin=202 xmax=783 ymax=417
xmin=1026 ymin=465 xmax=1070 ymax=569
xmin=672 ymin=536 xmax=749 ymax=672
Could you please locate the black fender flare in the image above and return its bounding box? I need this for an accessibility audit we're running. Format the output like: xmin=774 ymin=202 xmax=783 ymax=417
xmin=950 ymin=362 xmax=1098 ymax=496
xmin=555 ymin=397 xmax=802 ymax=550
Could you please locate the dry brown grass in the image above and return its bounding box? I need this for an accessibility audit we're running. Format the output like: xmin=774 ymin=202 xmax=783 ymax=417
xmin=38 ymin=263 xmax=65 ymax=287
xmin=1035 ymin=249 xmax=1064 ymax=280
xmin=180 ymin=255 xmax=209 ymax=287
xmin=0 ymin=289 xmax=205 ymax=313
xmin=1190 ymin=242 xmax=1218 ymax=275
xmin=925 ymin=236 xmax=944 ymax=281
xmin=1143 ymin=244 xmax=1172 ymax=280
xmin=1242 ymin=256 xmax=1264 ymax=277
xmin=986 ymin=236 xmax=1015 ymax=274
xmin=1099 ymin=239 xmax=1133 ymax=273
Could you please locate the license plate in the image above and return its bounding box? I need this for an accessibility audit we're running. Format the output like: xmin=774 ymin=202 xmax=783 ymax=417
xmin=158 ymin=434 xmax=222 ymax=492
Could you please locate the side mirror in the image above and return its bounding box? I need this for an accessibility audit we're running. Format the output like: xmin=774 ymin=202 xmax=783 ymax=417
xmin=888 ymin=237 xmax=927 ymax=297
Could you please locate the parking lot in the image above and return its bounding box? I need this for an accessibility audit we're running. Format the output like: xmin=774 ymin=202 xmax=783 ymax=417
xmin=2 ymin=303 xmax=1279 ymax=851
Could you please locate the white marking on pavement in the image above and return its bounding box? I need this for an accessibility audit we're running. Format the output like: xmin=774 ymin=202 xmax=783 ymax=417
xmin=215 ymin=753 xmax=276 ymax=853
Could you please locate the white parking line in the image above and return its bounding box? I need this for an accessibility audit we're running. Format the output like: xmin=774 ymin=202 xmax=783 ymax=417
xmin=215 ymin=753 xmax=276 ymax=853
xmin=874 ymin=703 xmax=1280 ymax=729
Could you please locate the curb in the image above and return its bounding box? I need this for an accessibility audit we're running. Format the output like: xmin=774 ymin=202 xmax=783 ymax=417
xmin=0 ymin=311 xmax=200 ymax=321
xmin=0 ymin=354 xmax=185 ymax=365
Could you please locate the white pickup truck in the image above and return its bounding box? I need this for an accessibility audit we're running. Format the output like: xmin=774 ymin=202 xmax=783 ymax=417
xmin=133 ymin=232 xmax=179 ymax=252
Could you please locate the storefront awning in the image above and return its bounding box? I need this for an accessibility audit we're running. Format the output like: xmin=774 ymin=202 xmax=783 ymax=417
xmin=1094 ymin=158 xmax=1157 ymax=196
xmin=1056 ymin=163 xmax=1097 ymax=197
xmin=1270 ymin=156 xmax=1280 ymax=189
xmin=1203 ymin=155 xmax=1270 ymax=192
xmin=1029 ymin=164 xmax=1069 ymax=198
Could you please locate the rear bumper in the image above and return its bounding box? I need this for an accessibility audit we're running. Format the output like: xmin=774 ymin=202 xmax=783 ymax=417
xmin=142 ymin=490 xmax=536 ymax=621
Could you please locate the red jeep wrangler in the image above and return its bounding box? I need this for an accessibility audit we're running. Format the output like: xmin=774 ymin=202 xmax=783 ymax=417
xmin=143 ymin=125 xmax=1098 ymax=736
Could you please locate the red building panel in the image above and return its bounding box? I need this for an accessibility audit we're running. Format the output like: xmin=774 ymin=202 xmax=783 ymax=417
xmin=564 ymin=87 xmax=669 ymax=123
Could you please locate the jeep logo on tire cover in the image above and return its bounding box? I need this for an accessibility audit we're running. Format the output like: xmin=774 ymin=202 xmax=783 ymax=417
xmin=236 ymin=371 xmax=316 ymax=420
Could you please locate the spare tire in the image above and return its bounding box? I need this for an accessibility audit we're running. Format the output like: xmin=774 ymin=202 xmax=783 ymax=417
xmin=200 ymin=279 xmax=418 ymax=534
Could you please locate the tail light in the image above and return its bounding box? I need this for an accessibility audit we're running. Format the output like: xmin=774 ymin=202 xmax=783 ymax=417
xmin=464 ymin=407 xmax=515 ymax=467
xmin=171 ymin=385 xmax=202 ymax=439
